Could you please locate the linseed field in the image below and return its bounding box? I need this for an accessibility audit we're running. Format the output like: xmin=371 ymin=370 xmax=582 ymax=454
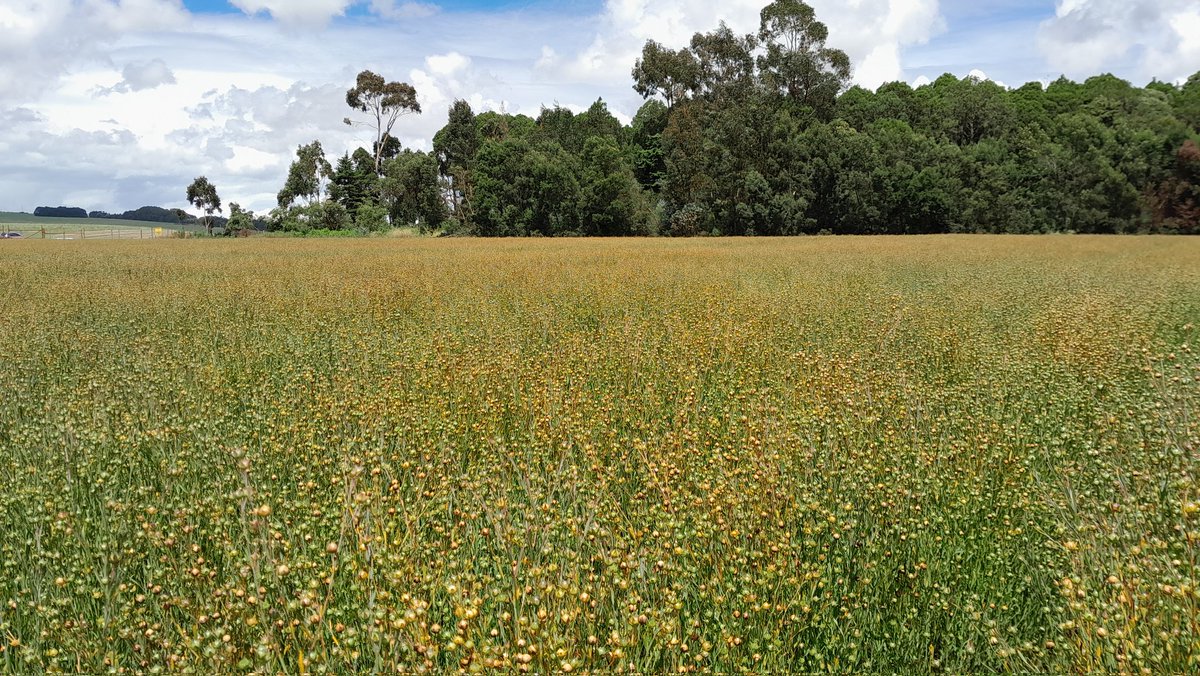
xmin=0 ymin=236 xmax=1198 ymax=673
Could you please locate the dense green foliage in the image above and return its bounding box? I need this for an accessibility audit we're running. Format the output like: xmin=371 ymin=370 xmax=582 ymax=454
xmin=226 ymin=203 xmax=253 ymax=233
xmin=432 ymin=100 xmax=656 ymax=237
xmin=277 ymin=141 xmax=334 ymax=210
xmin=424 ymin=1 xmax=1198 ymax=237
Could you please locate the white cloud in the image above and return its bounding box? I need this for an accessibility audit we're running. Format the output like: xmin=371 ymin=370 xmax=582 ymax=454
xmin=538 ymin=0 xmax=945 ymax=91
xmin=0 ymin=3 xmax=607 ymax=214
xmin=1039 ymin=0 xmax=1200 ymax=83
xmin=168 ymin=80 xmax=359 ymax=202
xmin=0 ymin=0 xmax=188 ymax=104
xmin=425 ymin=52 xmax=470 ymax=77
xmin=100 ymin=58 xmax=177 ymax=94
xmin=409 ymin=52 xmax=510 ymax=131
xmin=227 ymin=146 xmax=280 ymax=174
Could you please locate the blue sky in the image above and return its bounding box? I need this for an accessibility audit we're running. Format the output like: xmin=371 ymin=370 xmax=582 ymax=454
xmin=179 ymin=0 xmax=1045 ymax=23
xmin=182 ymin=1 xmax=601 ymax=13
xmin=181 ymin=0 xmax=242 ymax=12
xmin=0 ymin=0 xmax=1197 ymax=214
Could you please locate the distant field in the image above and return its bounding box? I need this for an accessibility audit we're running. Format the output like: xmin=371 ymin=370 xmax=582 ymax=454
xmin=0 ymin=237 xmax=1197 ymax=673
xmin=0 ymin=211 xmax=202 ymax=235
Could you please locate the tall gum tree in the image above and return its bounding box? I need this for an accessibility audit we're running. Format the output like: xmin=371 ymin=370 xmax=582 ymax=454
xmin=433 ymin=100 xmax=481 ymax=228
xmin=632 ymin=41 xmax=700 ymax=108
xmin=757 ymin=0 xmax=851 ymax=117
xmin=278 ymin=141 xmax=334 ymax=208
xmin=185 ymin=176 xmax=221 ymax=235
xmin=344 ymin=70 xmax=421 ymax=176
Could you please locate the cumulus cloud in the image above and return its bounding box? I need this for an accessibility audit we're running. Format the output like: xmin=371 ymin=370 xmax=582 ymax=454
xmin=178 ymin=81 xmax=355 ymax=156
xmin=425 ymin=51 xmax=470 ymax=78
xmin=0 ymin=0 xmax=188 ymax=103
xmin=99 ymin=58 xmax=177 ymax=94
xmin=0 ymin=106 xmax=44 ymax=127
xmin=166 ymin=64 xmax=503 ymax=210
xmin=0 ymin=119 xmax=155 ymax=207
xmin=406 ymin=51 xmax=509 ymax=122
xmin=1039 ymin=0 xmax=1200 ymax=83
xmin=538 ymin=0 xmax=945 ymax=91
xmin=0 ymin=3 xmax=594 ymax=214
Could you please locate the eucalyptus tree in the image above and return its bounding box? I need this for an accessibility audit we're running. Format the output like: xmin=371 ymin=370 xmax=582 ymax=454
xmin=689 ymin=22 xmax=757 ymax=101
xmin=756 ymin=0 xmax=851 ymax=117
xmin=433 ymin=100 xmax=482 ymax=228
xmin=632 ymin=40 xmax=700 ymax=108
xmin=277 ymin=141 xmax=334 ymax=208
xmin=344 ymin=70 xmax=421 ymax=175
xmin=185 ymin=176 xmax=221 ymax=235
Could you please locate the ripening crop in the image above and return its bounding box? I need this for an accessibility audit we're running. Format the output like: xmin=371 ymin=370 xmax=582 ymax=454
xmin=0 ymin=236 xmax=1197 ymax=673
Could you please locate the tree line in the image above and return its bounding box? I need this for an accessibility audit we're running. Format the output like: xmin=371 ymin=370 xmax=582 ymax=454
xmin=30 ymin=205 xmax=227 ymax=227
xmin=33 ymin=206 xmax=89 ymax=219
xmin=214 ymin=0 xmax=1200 ymax=236
xmin=90 ymin=206 xmax=195 ymax=224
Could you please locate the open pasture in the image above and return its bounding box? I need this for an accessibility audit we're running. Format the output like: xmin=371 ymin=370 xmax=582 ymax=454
xmin=0 ymin=212 xmax=163 ymax=229
xmin=0 ymin=236 xmax=1197 ymax=673
xmin=0 ymin=213 xmax=193 ymax=240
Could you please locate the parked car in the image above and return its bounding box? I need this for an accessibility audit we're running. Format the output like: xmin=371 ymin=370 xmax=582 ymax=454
xmin=1 ymin=232 xmax=23 ymax=238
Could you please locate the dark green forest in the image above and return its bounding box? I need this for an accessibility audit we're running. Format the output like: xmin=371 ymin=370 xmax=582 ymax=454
xmin=255 ymin=0 xmax=1200 ymax=236
xmin=32 ymin=206 xmax=89 ymax=219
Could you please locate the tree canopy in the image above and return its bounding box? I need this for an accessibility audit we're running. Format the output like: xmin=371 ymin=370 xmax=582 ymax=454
xmin=185 ymin=177 xmax=221 ymax=235
xmin=34 ymin=206 xmax=88 ymax=218
xmin=278 ymin=141 xmax=334 ymax=209
xmin=345 ymin=70 xmax=421 ymax=175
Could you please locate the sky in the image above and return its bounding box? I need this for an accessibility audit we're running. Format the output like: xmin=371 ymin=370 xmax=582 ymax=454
xmin=1 ymin=0 xmax=1198 ymax=215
